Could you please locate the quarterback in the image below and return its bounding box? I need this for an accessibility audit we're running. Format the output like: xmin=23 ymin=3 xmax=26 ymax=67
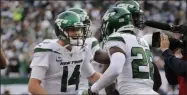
xmin=67 ymin=8 xmax=108 ymax=95
xmin=28 ymin=11 xmax=101 ymax=94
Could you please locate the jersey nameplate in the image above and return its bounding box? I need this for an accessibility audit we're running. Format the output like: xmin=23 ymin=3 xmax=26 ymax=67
xmin=59 ymin=59 xmax=83 ymax=65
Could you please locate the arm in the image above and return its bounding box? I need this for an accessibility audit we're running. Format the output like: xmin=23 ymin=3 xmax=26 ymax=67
xmin=160 ymin=34 xmax=187 ymax=77
xmin=91 ymin=47 xmax=126 ymax=93
xmin=94 ymin=49 xmax=110 ymax=64
xmin=28 ymin=67 xmax=48 ymax=94
xmin=81 ymin=50 xmax=102 ymax=83
xmin=162 ymin=49 xmax=187 ymax=76
xmin=0 ymin=48 xmax=7 ymax=69
xmin=28 ymin=51 xmax=50 ymax=94
xmin=87 ymin=37 xmax=110 ymax=64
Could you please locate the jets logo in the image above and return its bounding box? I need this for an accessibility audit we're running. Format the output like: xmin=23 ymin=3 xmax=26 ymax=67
xmin=103 ymin=12 xmax=116 ymax=21
xmin=55 ymin=19 xmax=68 ymax=27
xmin=117 ymin=4 xmax=134 ymax=9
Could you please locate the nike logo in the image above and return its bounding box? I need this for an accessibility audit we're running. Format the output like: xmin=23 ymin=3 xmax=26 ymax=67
xmin=56 ymin=56 xmax=62 ymax=62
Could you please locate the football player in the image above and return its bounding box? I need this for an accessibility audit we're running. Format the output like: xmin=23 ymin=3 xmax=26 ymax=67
xmin=115 ymin=0 xmax=162 ymax=91
xmin=28 ymin=11 xmax=101 ymax=94
xmin=67 ymin=8 xmax=109 ymax=95
xmin=90 ymin=7 xmax=158 ymax=94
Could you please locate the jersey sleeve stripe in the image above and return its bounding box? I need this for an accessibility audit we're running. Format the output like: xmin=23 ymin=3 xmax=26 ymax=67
xmin=108 ymin=36 xmax=126 ymax=44
xmin=91 ymin=40 xmax=99 ymax=49
xmin=34 ymin=48 xmax=61 ymax=54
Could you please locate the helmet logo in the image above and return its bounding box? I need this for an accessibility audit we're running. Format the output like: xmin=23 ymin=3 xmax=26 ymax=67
xmin=55 ymin=19 xmax=68 ymax=27
xmin=117 ymin=4 xmax=134 ymax=9
xmin=103 ymin=12 xmax=116 ymax=21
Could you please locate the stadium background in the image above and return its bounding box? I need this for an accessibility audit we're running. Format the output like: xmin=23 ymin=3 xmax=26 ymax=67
xmin=0 ymin=0 xmax=186 ymax=94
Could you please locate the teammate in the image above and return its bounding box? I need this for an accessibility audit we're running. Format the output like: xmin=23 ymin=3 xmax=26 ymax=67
xmin=115 ymin=0 xmax=162 ymax=91
xmin=28 ymin=11 xmax=101 ymax=94
xmin=90 ymin=7 xmax=158 ymax=94
xmin=67 ymin=8 xmax=109 ymax=95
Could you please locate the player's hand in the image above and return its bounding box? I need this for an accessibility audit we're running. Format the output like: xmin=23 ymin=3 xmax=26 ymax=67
xmin=160 ymin=33 xmax=170 ymax=52
xmin=88 ymin=88 xmax=99 ymax=95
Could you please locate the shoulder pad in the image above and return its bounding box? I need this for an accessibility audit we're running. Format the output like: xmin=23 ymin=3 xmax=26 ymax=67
xmin=34 ymin=39 xmax=60 ymax=54
xmin=107 ymin=33 xmax=126 ymax=44
xmin=85 ymin=37 xmax=99 ymax=49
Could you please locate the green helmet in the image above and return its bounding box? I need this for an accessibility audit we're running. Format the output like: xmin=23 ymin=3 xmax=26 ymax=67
xmin=67 ymin=8 xmax=91 ymax=37
xmin=54 ymin=11 xmax=86 ymax=46
xmin=67 ymin=8 xmax=91 ymax=25
xmin=101 ymin=7 xmax=134 ymax=41
xmin=115 ymin=0 xmax=144 ymax=29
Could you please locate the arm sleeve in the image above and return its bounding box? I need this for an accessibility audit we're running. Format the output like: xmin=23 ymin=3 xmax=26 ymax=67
xmin=81 ymin=50 xmax=95 ymax=77
xmin=30 ymin=66 xmax=48 ymax=81
xmin=91 ymin=52 xmax=126 ymax=93
xmin=30 ymin=52 xmax=51 ymax=68
xmin=162 ymin=49 xmax=187 ymax=76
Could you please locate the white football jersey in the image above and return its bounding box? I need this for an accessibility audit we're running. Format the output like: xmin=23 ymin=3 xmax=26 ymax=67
xmin=79 ymin=37 xmax=105 ymax=95
xmin=30 ymin=39 xmax=94 ymax=94
xmin=104 ymin=32 xmax=157 ymax=94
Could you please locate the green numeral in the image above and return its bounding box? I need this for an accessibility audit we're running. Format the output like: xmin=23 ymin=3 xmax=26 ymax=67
xmin=131 ymin=47 xmax=154 ymax=79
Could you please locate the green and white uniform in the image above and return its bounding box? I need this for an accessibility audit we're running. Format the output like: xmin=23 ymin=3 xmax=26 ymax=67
xmin=79 ymin=37 xmax=105 ymax=95
xmin=104 ymin=32 xmax=156 ymax=94
xmin=30 ymin=39 xmax=95 ymax=94
xmin=85 ymin=37 xmax=104 ymax=72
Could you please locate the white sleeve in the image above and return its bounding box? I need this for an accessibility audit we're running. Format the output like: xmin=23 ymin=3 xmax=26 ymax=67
xmin=80 ymin=50 xmax=95 ymax=77
xmin=91 ymin=52 xmax=126 ymax=93
xmin=30 ymin=66 xmax=47 ymax=81
xmin=30 ymin=52 xmax=51 ymax=68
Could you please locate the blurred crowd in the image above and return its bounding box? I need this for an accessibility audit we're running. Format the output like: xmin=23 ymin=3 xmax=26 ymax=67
xmin=0 ymin=0 xmax=186 ymax=94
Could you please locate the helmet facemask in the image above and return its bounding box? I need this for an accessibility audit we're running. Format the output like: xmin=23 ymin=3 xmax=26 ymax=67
xmin=56 ymin=22 xmax=87 ymax=46
xmin=82 ymin=16 xmax=92 ymax=38
xmin=132 ymin=10 xmax=145 ymax=30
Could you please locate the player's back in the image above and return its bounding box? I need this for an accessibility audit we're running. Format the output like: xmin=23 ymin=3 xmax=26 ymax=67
xmin=30 ymin=39 xmax=87 ymax=94
xmin=104 ymin=32 xmax=156 ymax=94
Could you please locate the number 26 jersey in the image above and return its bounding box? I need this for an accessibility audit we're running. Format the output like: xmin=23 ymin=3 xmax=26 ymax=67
xmin=104 ymin=32 xmax=155 ymax=94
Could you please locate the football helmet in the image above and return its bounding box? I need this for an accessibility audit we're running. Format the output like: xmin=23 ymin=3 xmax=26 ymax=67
xmin=101 ymin=7 xmax=134 ymax=42
xmin=54 ymin=11 xmax=86 ymax=46
xmin=115 ymin=0 xmax=144 ymax=29
xmin=67 ymin=8 xmax=91 ymax=37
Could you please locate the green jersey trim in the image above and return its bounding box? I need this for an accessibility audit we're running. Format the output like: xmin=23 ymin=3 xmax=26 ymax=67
xmin=34 ymin=48 xmax=61 ymax=54
xmin=91 ymin=40 xmax=99 ymax=49
xmin=108 ymin=36 xmax=126 ymax=44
